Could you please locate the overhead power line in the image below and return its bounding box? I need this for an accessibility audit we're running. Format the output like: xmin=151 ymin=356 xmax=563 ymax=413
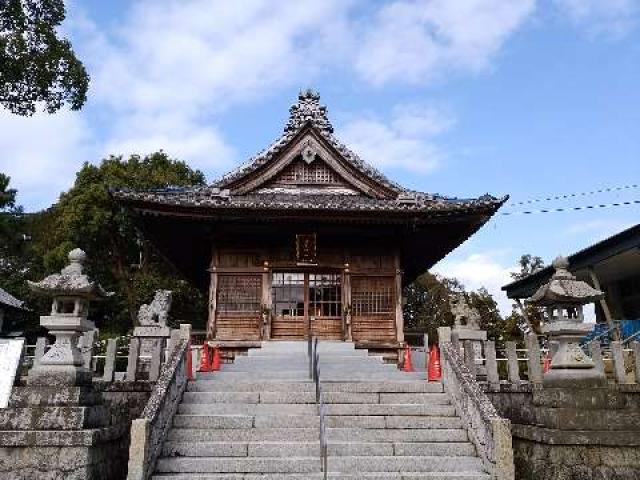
xmin=500 ymin=199 xmax=640 ymax=216
xmin=505 ymin=183 xmax=639 ymax=207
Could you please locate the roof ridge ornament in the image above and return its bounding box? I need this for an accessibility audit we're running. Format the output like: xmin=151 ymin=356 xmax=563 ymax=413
xmin=284 ymin=89 xmax=334 ymax=135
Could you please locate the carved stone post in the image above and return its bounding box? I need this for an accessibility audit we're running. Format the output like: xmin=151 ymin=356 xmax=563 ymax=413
xmin=132 ymin=290 xmax=173 ymax=379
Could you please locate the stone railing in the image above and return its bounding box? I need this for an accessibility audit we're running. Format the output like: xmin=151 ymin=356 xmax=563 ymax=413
xmin=126 ymin=324 xmax=192 ymax=480
xmin=456 ymin=333 xmax=640 ymax=388
xmin=438 ymin=327 xmax=514 ymax=480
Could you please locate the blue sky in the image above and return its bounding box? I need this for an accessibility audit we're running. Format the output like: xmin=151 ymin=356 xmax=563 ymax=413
xmin=0 ymin=0 xmax=638 ymax=312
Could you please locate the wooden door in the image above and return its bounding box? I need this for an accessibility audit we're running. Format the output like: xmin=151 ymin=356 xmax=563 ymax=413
xmin=271 ymin=272 xmax=343 ymax=340
xmin=308 ymin=273 xmax=343 ymax=340
xmin=271 ymin=272 xmax=307 ymax=339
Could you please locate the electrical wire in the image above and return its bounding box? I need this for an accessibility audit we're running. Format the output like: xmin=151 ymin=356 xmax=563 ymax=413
xmin=505 ymin=183 xmax=639 ymax=207
xmin=500 ymin=199 xmax=640 ymax=216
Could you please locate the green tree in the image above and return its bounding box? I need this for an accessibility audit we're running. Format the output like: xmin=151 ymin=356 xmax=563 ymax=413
xmin=36 ymin=152 xmax=207 ymax=334
xmin=404 ymin=273 xmax=520 ymax=345
xmin=1 ymin=0 xmax=89 ymax=115
xmin=510 ymin=254 xmax=545 ymax=280
xmin=468 ymin=287 xmax=520 ymax=346
xmin=0 ymin=174 xmax=43 ymax=335
xmin=403 ymin=272 xmax=462 ymax=343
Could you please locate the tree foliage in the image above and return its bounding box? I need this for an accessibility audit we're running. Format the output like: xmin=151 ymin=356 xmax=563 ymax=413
xmin=403 ymin=272 xmax=522 ymax=346
xmin=0 ymin=173 xmax=43 ymax=335
xmin=511 ymin=253 xmax=545 ymax=280
xmin=30 ymin=152 xmax=208 ymax=335
xmin=0 ymin=0 xmax=89 ymax=115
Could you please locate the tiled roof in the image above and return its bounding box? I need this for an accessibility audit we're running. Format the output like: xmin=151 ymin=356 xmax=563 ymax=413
xmin=211 ymin=90 xmax=404 ymax=194
xmin=113 ymin=90 xmax=506 ymax=216
xmin=0 ymin=287 xmax=25 ymax=310
xmin=113 ymin=187 xmax=505 ymax=215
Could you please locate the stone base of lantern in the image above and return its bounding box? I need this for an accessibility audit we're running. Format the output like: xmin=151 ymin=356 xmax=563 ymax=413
xmin=26 ymin=365 xmax=94 ymax=387
xmin=542 ymin=367 xmax=607 ymax=388
xmin=542 ymin=322 xmax=607 ymax=388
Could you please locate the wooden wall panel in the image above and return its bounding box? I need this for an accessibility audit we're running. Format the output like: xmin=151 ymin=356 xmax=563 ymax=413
xmin=215 ymin=274 xmax=262 ymax=340
xmin=351 ymin=276 xmax=397 ymax=343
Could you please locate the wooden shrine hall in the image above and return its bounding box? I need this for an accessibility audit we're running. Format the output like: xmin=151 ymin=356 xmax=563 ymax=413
xmin=114 ymin=90 xmax=504 ymax=357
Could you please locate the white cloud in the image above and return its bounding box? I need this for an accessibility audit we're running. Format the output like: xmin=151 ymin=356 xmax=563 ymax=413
xmin=2 ymin=0 xmax=541 ymax=209
xmin=354 ymin=0 xmax=536 ymax=85
xmin=433 ymin=252 xmax=518 ymax=315
xmin=0 ymin=110 xmax=96 ymax=209
xmin=566 ymin=219 xmax=634 ymax=236
xmin=339 ymin=106 xmax=454 ymax=173
xmin=554 ymin=0 xmax=640 ymax=36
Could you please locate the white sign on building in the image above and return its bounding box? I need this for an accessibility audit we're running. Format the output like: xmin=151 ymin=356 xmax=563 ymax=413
xmin=0 ymin=338 xmax=24 ymax=408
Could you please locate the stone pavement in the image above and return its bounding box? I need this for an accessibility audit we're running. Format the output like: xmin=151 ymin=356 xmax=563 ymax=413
xmin=151 ymin=341 xmax=489 ymax=479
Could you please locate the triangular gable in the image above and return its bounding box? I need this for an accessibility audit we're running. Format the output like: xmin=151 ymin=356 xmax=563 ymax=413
xmin=221 ymin=127 xmax=398 ymax=199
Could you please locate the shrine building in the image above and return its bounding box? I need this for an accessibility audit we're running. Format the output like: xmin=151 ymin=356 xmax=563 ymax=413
xmin=113 ymin=90 xmax=505 ymax=356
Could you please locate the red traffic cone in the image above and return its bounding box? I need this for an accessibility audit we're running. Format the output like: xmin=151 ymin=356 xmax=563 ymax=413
xmin=428 ymin=345 xmax=442 ymax=382
xmin=543 ymin=353 xmax=551 ymax=373
xmin=211 ymin=346 xmax=221 ymax=372
xmin=402 ymin=344 xmax=414 ymax=372
xmin=198 ymin=343 xmax=211 ymax=372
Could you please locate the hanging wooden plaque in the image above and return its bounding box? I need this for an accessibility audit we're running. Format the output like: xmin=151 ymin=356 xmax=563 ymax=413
xmin=296 ymin=234 xmax=317 ymax=265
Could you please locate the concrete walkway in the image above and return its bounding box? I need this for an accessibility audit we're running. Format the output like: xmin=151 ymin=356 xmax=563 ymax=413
xmin=151 ymin=341 xmax=488 ymax=479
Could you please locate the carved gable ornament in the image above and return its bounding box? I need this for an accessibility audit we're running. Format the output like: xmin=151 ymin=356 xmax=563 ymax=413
xmin=217 ymin=91 xmax=400 ymax=199
xmin=301 ymin=138 xmax=318 ymax=164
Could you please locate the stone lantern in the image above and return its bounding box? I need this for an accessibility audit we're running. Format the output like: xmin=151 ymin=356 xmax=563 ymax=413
xmin=27 ymin=248 xmax=112 ymax=385
xmin=527 ymin=256 xmax=605 ymax=387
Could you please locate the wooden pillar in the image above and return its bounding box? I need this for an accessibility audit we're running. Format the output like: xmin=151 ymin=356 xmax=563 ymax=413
xmin=588 ymin=267 xmax=618 ymax=340
xmin=394 ymin=252 xmax=405 ymax=344
xmin=262 ymin=263 xmax=272 ymax=340
xmin=343 ymin=264 xmax=352 ymax=342
xmin=206 ymin=246 xmax=218 ymax=341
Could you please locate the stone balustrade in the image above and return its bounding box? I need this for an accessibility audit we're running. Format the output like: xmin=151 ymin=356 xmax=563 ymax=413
xmin=126 ymin=324 xmax=192 ymax=480
xmin=452 ymin=334 xmax=640 ymax=388
xmin=438 ymin=327 xmax=515 ymax=480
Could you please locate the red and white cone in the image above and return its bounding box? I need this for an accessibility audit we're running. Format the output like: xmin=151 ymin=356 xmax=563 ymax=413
xmin=211 ymin=346 xmax=221 ymax=372
xmin=402 ymin=344 xmax=415 ymax=372
xmin=428 ymin=345 xmax=442 ymax=381
xmin=198 ymin=343 xmax=211 ymax=373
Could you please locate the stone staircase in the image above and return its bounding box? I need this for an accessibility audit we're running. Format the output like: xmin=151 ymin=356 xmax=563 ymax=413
xmin=151 ymin=341 xmax=489 ymax=479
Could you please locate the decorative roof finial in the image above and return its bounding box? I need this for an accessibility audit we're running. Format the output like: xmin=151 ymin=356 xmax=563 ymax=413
xmin=284 ymin=89 xmax=334 ymax=135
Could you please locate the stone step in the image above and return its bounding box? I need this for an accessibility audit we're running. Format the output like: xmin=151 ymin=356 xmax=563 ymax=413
xmin=326 ymin=428 xmax=468 ymax=443
xmin=321 ymin=392 xmax=450 ymax=405
xmin=178 ymin=403 xmax=318 ymax=416
xmin=322 ymin=382 xmax=443 ymax=394
xmin=198 ymin=372 xmax=426 ymax=381
xmin=154 ymin=456 xmax=483 ymax=474
xmin=161 ymin=441 xmax=477 ymax=458
xmin=173 ymin=414 xmax=319 ymax=429
xmin=187 ymin=381 xmax=315 ymax=393
xmin=329 ymin=456 xmax=484 ymax=473
xmin=186 ymin=380 xmax=442 ymax=394
xmin=234 ymin=355 xmax=384 ymax=363
xmin=221 ymin=367 xmax=399 ymax=374
xmin=171 ymin=414 xmax=462 ymax=430
xmin=168 ymin=428 xmax=320 ymax=442
xmin=152 ymin=473 xmax=490 ymax=479
xmin=178 ymin=403 xmax=456 ymax=417
xmin=183 ymin=391 xmax=450 ymax=406
xmin=167 ymin=428 xmax=468 ymax=443
xmin=198 ymin=372 xmax=313 ymax=381
xmin=155 ymin=456 xmax=319 ymax=474
xmin=182 ymin=392 xmax=316 ymax=404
